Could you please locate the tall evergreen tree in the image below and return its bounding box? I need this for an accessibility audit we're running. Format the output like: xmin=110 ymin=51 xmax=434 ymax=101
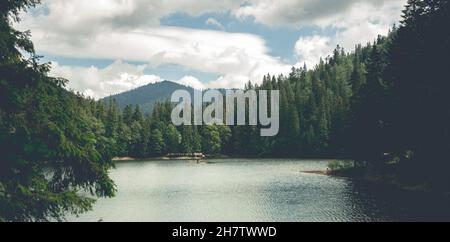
xmin=149 ymin=129 xmax=165 ymax=156
xmin=0 ymin=0 xmax=115 ymax=221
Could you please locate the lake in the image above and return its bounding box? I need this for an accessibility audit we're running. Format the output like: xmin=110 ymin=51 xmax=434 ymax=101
xmin=70 ymin=159 xmax=450 ymax=222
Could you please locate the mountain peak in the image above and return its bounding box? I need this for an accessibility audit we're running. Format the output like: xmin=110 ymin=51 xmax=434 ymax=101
xmin=105 ymin=81 xmax=195 ymax=113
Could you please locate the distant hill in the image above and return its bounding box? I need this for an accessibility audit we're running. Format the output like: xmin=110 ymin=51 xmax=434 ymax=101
xmin=105 ymin=81 xmax=195 ymax=114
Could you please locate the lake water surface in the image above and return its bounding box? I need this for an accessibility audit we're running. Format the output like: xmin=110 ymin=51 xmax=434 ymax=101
xmin=70 ymin=159 xmax=450 ymax=222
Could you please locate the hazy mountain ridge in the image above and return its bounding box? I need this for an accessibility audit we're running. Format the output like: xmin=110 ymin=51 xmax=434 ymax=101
xmin=104 ymin=81 xmax=196 ymax=113
xmin=104 ymin=81 xmax=239 ymax=113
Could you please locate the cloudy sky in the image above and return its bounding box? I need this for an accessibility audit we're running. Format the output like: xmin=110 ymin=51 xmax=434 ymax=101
xmin=16 ymin=0 xmax=407 ymax=99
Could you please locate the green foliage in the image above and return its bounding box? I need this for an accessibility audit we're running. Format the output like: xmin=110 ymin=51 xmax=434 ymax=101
xmin=179 ymin=125 xmax=202 ymax=153
xmin=164 ymin=124 xmax=181 ymax=153
xmin=181 ymin=126 xmax=195 ymax=153
xmin=201 ymin=125 xmax=222 ymax=155
xmin=385 ymin=0 xmax=450 ymax=186
xmin=149 ymin=129 xmax=165 ymax=156
xmin=0 ymin=0 xmax=116 ymax=221
xmin=122 ymin=105 xmax=134 ymax=126
xmin=328 ymin=160 xmax=355 ymax=171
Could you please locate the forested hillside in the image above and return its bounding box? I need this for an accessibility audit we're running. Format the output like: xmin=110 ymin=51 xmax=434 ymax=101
xmin=96 ymin=38 xmax=389 ymax=158
xmin=106 ymin=81 xmax=195 ymax=114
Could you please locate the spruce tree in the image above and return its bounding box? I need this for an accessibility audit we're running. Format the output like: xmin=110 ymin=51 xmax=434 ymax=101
xmin=0 ymin=0 xmax=115 ymax=221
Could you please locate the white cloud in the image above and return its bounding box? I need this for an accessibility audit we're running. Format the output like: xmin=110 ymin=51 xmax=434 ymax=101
xmin=25 ymin=0 xmax=242 ymax=33
xmin=295 ymin=35 xmax=332 ymax=68
xmin=16 ymin=0 xmax=408 ymax=96
xmin=23 ymin=0 xmax=405 ymax=30
xmin=235 ymin=0 xmax=405 ymax=28
xmin=50 ymin=60 xmax=162 ymax=99
xmin=50 ymin=60 xmax=227 ymax=98
xmin=50 ymin=59 xmax=290 ymax=98
xmin=332 ymin=1 xmax=403 ymax=50
xmin=20 ymin=23 xmax=291 ymax=93
xmin=294 ymin=1 xmax=405 ymax=68
xmin=176 ymin=76 xmax=205 ymax=90
xmin=205 ymin=18 xmax=224 ymax=30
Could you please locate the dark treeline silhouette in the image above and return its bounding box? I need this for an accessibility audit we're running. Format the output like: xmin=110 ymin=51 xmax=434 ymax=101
xmin=1 ymin=0 xmax=449 ymax=221
xmin=0 ymin=0 xmax=116 ymax=222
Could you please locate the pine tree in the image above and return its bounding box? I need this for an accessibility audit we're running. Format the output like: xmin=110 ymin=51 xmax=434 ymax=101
xmin=201 ymin=125 xmax=222 ymax=154
xmin=164 ymin=124 xmax=181 ymax=153
xmin=105 ymin=97 xmax=119 ymax=139
xmin=132 ymin=105 xmax=144 ymax=123
xmin=181 ymin=125 xmax=194 ymax=153
xmin=192 ymin=126 xmax=202 ymax=153
xmin=0 ymin=0 xmax=115 ymax=221
xmin=149 ymin=129 xmax=165 ymax=156
xmin=123 ymin=105 xmax=134 ymax=126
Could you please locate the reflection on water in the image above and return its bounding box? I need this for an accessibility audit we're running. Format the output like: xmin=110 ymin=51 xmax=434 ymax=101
xmin=69 ymin=159 xmax=450 ymax=222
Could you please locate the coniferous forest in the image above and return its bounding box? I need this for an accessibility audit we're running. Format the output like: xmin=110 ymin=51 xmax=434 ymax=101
xmin=1 ymin=0 xmax=450 ymax=221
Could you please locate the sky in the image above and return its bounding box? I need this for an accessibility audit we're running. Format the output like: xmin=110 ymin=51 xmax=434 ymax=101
xmin=16 ymin=0 xmax=407 ymax=99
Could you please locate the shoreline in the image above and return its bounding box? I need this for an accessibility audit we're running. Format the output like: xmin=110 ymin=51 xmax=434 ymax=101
xmin=113 ymin=156 xmax=206 ymax=161
xmin=301 ymin=168 xmax=450 ymax=197
xmin=301 ymin=170 xmax=332 ymax=176
xmin=113 ymin=156 xmax=339 ymax=162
